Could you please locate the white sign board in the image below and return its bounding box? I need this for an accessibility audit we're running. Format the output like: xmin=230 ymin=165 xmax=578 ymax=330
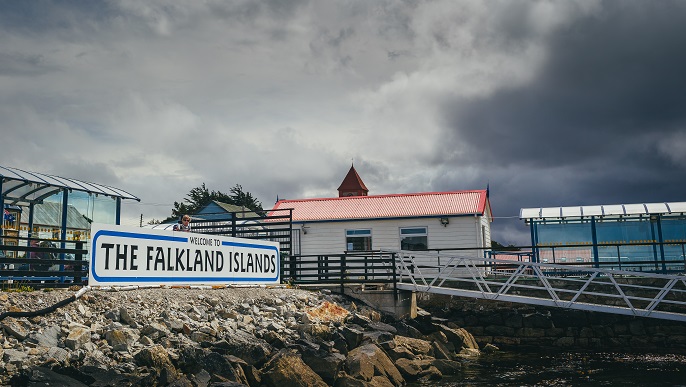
xmin=89 ymin=223 xmax=280 ymax=286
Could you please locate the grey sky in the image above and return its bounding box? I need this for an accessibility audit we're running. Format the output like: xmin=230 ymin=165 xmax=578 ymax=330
xmin=1 ymin=0 xmax=685 ymax=245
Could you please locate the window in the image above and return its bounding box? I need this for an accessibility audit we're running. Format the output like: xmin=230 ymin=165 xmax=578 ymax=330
xmin=400 ymin=227 xmax=428 ymax=251
xmin=346 ymin=229 xmax=372 ymax=251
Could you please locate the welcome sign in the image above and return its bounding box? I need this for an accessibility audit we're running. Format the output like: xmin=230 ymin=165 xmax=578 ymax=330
xmin=89 ymin=223 xmax=280 ymax=286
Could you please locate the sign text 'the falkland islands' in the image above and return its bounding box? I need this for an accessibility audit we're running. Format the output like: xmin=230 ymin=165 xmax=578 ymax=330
xmin=89 ymin=224 xmax=280 ymax=286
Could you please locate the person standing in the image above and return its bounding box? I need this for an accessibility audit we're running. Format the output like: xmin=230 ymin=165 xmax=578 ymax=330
xmin=173 ymin=215 xmax=191 ymax=232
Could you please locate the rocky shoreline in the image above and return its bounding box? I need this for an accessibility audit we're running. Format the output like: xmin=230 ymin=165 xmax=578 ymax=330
xmin=0 ymin=286 xmax=487 ymax=386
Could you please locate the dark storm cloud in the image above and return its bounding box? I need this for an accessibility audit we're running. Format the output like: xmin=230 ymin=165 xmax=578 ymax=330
xmin=437 ymin=1 xmax=686 ymax=244
xmin=0 ymin=0 xmax=117 ymax=35
xmin=445 ymin=1 xmax=686 ymax=169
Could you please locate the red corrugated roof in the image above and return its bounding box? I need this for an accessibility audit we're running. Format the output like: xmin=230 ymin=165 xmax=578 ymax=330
xmin=270 ymin=190 xmax=490 ymax=221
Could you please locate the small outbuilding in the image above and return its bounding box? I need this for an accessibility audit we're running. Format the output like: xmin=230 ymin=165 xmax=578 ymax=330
xmin=270 ymin=165 xmax=492 ymax=256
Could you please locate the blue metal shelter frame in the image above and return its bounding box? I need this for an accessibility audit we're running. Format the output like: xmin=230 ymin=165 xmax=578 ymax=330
xmin=0 ymin=165 xmax=140 ymax=244
xmin=521 ymin=202 xmax=686 ymax=272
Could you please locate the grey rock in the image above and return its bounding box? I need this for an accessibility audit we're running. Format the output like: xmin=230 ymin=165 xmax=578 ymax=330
xmin=26 ymin=325 xmax=61 ymax=348
xmin=105 ymin=328 xmax=138 ymax=352
xmin=191 ymin=331 xmax=215 ymax=344
xmin=261 ymin=349 xmax=327 ymax=387
xmin=432 ymin=340 xmax=453 ymax=360
xmin=119 ymin=307 xmax=135 ymax=325
xmin=394 ymin=335 xmax=433 ymax=356
xmin=302 ymin=350 xmax=345 ymax=385
xmin=350 ymin=313 xmax=372 ymax=327
xmin=431 ymin=359 xmax=464 ymax=375
xmin=105 ymin=309 xmax=121 ymax=322
xmin=65 ymin=327 xmax=91 ymax=350
xmin=1 ymin=318 xmax=29 ymax=341
xmin=15 ymin=366 xmax=89 ymax=387
xmin=46 ymin=346 xmax=69 ymax=363
xmin=142 ymin=322 xmax=171 ymax=339
xmin=395 ymin=358 xmax=442 ymax=382
xmin=341 ymin=326 xmax=364 ymax=349
xmin=179 ymin=347 xmax=247 ymax=385
xmin=3 ymin=348 xmax=28 ymax=364
xmin=343 ymin=344 xmax=404 ymax=386
xmin=169 ymin=318 xmax=185 ymax=333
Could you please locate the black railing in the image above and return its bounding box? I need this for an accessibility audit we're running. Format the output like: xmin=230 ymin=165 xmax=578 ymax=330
xmin=283 ymin=251 xmax=397 ymax=294
xmin=190 ymin=208 xmax=293 ymax=257
xmin=0 ymin=237 xmax=88 ymax=289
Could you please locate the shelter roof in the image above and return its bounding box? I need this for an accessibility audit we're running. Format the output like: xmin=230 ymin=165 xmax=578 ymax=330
xmin=270 ymin=190 xmax=490 ymax=222
xmin=520 ymin=202 xmax=686 ymax=220
xmin=0 ymin=165 xmax=139 ymax=206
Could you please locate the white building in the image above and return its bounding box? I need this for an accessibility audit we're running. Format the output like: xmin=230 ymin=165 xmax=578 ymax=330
xmin=269 ymin=165 xmax=493 ymax=257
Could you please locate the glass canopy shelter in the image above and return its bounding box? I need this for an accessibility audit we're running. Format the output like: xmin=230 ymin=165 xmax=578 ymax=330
xmin=521 ymin=202 xmax=686 ymax=271
xmin=1 ymin=165 xmax=139 ymax=244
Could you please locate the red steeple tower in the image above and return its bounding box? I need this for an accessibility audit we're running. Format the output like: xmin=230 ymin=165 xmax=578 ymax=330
xmin=337 ymin=164 xmax=369 ymax=197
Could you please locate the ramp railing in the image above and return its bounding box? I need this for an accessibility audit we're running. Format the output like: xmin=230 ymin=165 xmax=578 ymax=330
xmin=393 ymin=250 xmax=686 ymax=322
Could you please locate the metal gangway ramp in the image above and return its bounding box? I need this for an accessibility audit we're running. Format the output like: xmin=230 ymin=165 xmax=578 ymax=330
xmin=393 ymin=250 xmax=686 ymax=322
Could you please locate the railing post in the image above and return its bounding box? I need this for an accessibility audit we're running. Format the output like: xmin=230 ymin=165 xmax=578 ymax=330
xmin=340 ymin=254 xmax=346 ymax=294
xmin=74 ymin=241 xmax=84 ymax=284
xmin=392 ymin=252 xmax=398 ymax=301
xmin=289 ymin=254 xmax=296 ymax=282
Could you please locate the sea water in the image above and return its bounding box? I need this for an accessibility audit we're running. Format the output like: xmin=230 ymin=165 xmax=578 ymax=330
xmin=408 ymin=351 xmax=686 ymax=386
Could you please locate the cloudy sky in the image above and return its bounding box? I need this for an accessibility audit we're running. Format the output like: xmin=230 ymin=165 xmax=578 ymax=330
xmin=2 ymin=0 xmax=685 ymax=245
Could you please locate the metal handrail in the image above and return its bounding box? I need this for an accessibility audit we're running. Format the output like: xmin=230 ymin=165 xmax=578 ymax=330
xmin=392 ymin=250 xmax=686 ymax=322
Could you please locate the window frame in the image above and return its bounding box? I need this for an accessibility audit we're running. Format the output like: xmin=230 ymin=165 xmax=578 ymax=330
xmin=400 ymin=226 xmax=429 ymax=251
xmin=345 ymin=228 xmax=373 ymax=251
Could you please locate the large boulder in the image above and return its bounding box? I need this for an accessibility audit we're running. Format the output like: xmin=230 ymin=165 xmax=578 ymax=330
xmin=177 ymin=347 xmax=249 ymax=385
xmin=394 ymin=358 xmax=442 ymax=382
xmin=261 ymin=349 xmax=328 ymax=387
xmin=212 ymin=329 xmax=272 ymax=366
xmin=133 ymin=345 xmax=181 ymax=385
xmin=302 ymin=349 xmax=346 ymax=385
xmin=393 ymin=335 xmax=433 ymax=356
xmin=436 ymin=324 xmax=479 ymax=350
xmin=342 ymin=344 xmax=404 ymax=386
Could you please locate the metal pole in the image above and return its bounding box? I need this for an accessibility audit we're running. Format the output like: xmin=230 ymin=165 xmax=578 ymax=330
xmin=656 ymin=215 xmax=666 ymax=272
xmin=531 ymin=219 xmax=539 ymax=262
xmin=591 ymin=217 xmax=599 ymax=269
xmin=0 ymin=179 xmax=4 ymax=238
xmin=115 ymin=197 xmax=121 ymax=225
xmin=28 ymin=203 xmax=35 ymax=239
xmin=60 ymin=189 xmax=69 ymax=260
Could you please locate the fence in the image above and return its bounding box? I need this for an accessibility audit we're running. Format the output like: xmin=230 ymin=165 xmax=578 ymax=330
xmin=190 ymin=208 xmax=293 ymax=257
xmin=0 ymin=237 xmax=87 ymax=289
xmin=282 ymin=251 xmax=398 ymax=293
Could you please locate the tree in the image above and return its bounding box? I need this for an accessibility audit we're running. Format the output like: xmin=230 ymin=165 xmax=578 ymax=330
xmin=491 ymin=240 xmax=520 ymax=251
xmin=166 ymin=183 xmax=265 ymax=222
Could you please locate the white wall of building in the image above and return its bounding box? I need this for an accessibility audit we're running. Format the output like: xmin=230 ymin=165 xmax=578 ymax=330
xmin=295 ymin=215 xmax=490 ymax=256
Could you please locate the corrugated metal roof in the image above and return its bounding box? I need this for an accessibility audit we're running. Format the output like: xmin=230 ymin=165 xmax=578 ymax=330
xmin=195 ymin=201 xmax=260 ymax=220
xmin=520 ymin=201 xmax=686 ymax=219
xmin=19 ymin=201 xmax=91 ymax=229
xmin=270 ymin=190 xmax=489 ymax=222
